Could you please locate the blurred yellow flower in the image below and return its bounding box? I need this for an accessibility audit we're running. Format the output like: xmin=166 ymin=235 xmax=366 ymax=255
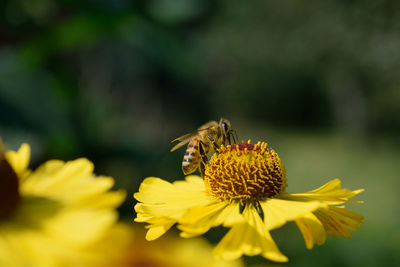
xmin=0 ymin=143 xmax=126 ymax=266
xmin=75 ymin=223 xmax=244 ymax=267
xmin=134 ymin=141 xmax=364 ymax=262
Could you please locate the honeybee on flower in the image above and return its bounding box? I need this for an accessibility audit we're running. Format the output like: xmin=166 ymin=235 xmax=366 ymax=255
xmin=134 ymin=138 xmax=364 ymax=262
xmin=170 ymin=118 xmax=236 ymax=175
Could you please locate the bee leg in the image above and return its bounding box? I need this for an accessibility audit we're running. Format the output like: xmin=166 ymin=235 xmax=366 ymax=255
xmin=199 ymin=142 xmax=208 ymax=176
xmin=199 ymin=142 xmax=208 ymax=164
xmin=200 ymin=161 xmax=206 ymax=177
xmin=227 ymin=134 xmax=232 ymax=146
xmin=207 ymin=135 xmax=220 ymax=152
xmin=229 ymin=130 xmax=238 ymax=144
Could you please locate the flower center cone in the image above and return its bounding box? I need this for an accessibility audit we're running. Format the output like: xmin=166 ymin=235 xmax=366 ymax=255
xmin=203 ymin=140 xmax=287 ymax=202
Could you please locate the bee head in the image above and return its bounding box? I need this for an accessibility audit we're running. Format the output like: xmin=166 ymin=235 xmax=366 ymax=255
xmin=219 ymin=118 xmax=231 ymax=136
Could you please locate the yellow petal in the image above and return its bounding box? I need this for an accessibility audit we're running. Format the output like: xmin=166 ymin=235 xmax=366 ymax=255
xmin=145 ymin=222 xmax=175 ymax=241
xmin=282 ymin=179 xmax=364 ymax=204
xmin=314 ymin=206 xmax=364 ymax=238
xmin=134 ymin=192 xmax=209 ymax=220
xmin=178 ymin=201 xmax=244 ymax=238
xmin=5 ymin=143 xmax=30 ymax=177
xmin=79 ymin=190 xmax=126 ymax=209
xmin=134 ymin=177 xmax=178 ymax=203
xmin=1 ymin=144 xmax=124 ymax=266
xmin=167 ymin=236 xmax=245 ymax=267
xmin=295 ymin=213 xmax=326 ymax=249
xmin=217 ymin=202 xmax=244 ymax=227
xmin=43 ymin=209 xmax=118 ymax=246
xmin=178 ymin=202 xmax=227 ymax=237
xmin=214 ymin=206 xmax=288 ymax=262
xmin=134 ymin=176 xmax=214 ymax=240
xmin=333 ymin=205 xmax=364 ymax=224
xmin=174 ymin=175 xmax=208 ymax=191
xmin=20 ymin=159 xmax=124 ymax=206
xmin=134 ymin=176 xmax=210 ymax=214
xmin=311 ymin=178 xmax=342 ymax=192
xmin=21 ymin=159 xmax=93 ymax=195
xmin=135 ymin=215 xmax=176 ymax=240
xmin=261 ymin=198 xmax=327 ymax=230
xmin=0 ymin=230 xmax=66 ymax=267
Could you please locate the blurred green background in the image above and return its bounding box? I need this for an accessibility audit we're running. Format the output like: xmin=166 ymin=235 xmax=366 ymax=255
xmin=1 ymin=0 xmax=399 ymax=266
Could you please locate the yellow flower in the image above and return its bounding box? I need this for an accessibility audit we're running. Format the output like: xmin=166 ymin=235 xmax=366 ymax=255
xmin=0 ymin=143 xmax=126 ymax=266
xmin=134 ymin=140 xmax=364 ymax=262
xmin=75 ymin=223 xmax=244 ymax=267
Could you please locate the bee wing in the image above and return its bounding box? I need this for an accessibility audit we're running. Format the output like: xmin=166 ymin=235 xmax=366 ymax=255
xmin=170 ymin=132 xmax=198 ymax=152
xmin=170 ymin=128 xmax=212 ymax=152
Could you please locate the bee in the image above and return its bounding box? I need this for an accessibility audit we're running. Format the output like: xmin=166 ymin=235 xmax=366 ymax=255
xmin=170 ymin=118 xmax=236 ymax=175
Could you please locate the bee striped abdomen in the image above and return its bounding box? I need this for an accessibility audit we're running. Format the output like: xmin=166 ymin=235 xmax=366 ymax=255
xmin=182 ymin=139 xmax=201 ymax=175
